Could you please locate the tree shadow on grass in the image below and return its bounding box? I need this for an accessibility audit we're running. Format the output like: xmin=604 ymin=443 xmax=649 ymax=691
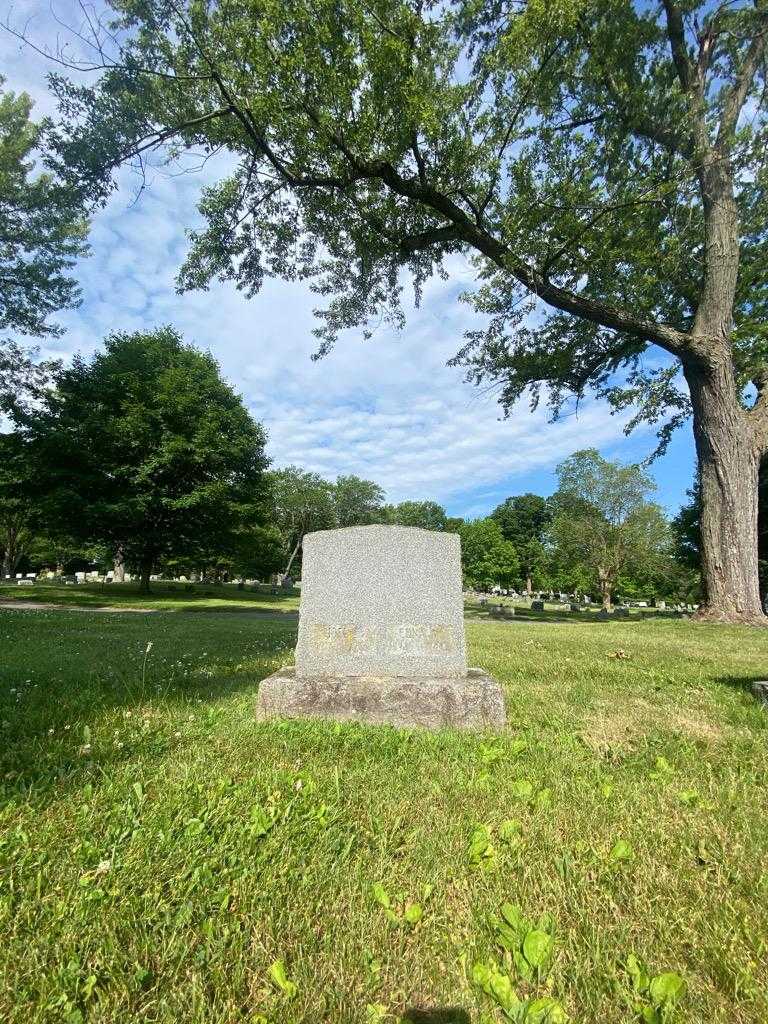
xmin=712 ymin=674 xmax=768 ymax=703
xmin=402 ymin=1009 xmax=471 ymax=1024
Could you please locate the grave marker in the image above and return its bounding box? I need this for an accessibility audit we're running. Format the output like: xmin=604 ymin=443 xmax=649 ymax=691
xmin=256 ymin=525 xmax=505 ymax=730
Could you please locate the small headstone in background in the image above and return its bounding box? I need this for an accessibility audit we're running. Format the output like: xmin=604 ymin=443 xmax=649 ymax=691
xmin=596 ymin=608 xmax=611 ymax=620
xmin=530 ymin=599 xmax=544 ymax=612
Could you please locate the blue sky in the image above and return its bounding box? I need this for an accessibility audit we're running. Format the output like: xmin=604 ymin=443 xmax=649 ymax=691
xmin=2 ymin=1 xmax=697 ymax=518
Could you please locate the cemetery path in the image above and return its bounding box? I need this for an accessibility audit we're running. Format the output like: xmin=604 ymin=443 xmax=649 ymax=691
xmin=0 ymin=601 xmax=298 ymax=617
xmin=0 ymin=601 xmax=158 ymax=613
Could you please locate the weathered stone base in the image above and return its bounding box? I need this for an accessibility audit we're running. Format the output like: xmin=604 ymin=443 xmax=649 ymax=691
xmin=255 ymin=666 xmax=506 ymax=731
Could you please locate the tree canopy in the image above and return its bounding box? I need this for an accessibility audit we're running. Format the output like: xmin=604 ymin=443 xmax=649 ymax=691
xmin=386 ymin=500 xmax=449 ymax=531
xmin=17 ymin=327 xmax=270 ymax=589
xmin=492 ymin=493 xmax=552 ymax=592
xmin=334 ymin=475 xmax=387 ymax=527
xmin=459 ymin=518 xmax=519 ymax=590
xmin=0 ymin=79 xmax=88 ymax=409
xmin=549 ymin=448 xmax=673 ymax=608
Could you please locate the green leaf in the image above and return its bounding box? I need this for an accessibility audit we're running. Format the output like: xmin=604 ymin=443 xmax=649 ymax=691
xmin=499 ymin=819 xmax=523 ymax=845
xmin=608 ymin=839 xmax=635 ymax=864
xmin=494 ymin=919 xmax=519 ymax=952
xmin=534 ymin=787 xmax=552 ymax=809
xmin=488 ymin=967 xmax=519 ymax=1012
xmin=626 ymin=954 xmax=650 ymax=995
xmin=468 ymin=825 xmax=497 ymax=869
xmin=371 ymin=883 xmax=391 ymax=910
xmin=471 ymin=961 xmax=492 ymax=991
xmin=522 ymin=929 xmax=553 ymax=969
xmin=267 ymin=959 xmax=298 ymax=999
xmin=82 ymin=725 xmax=91 ymax=744
xmin=639 ymin=1008 xmax=662 ymax=1024
xmin=403 ymin=902 xmax=423 ymax=926
xmin=500 ymin=902 xmax=527 ymax=934
xmin=365 ymin=1003 xmax=388 ymax=1023
xmin=648 ymin=972 xmax=686 ymax=1008
xmin=510 ymin=779 xmax=534 ymax=803
xmin=524 ymin=996 xmax=569 ymax=1022
xmin=513 ymin=949 xmax=534 ymax=981
xmin=249 ymin=805 xmax=275 ymax=838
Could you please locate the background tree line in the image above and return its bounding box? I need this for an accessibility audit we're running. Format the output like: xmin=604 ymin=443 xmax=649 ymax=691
xmin=2 ymin=321 xmax=743 ymax=608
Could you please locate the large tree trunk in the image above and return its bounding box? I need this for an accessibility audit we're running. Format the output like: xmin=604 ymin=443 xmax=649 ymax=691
xmin=684 ymin=360 xmax=765 ymax=623
xmin=139 ymin=564 xmax=152 ymax=594
xmin=284 ymin=534 xmax=302 ymax=576
xmin=525 ymin=574 xmax=532 ymax=596
xmin=113 ymin=545 xmax=126 ymax=583
xmin=598 ymin=569 xmax=612 ymax=611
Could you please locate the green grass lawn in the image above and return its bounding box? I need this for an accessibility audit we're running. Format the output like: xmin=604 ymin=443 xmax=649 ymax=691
xmin=0 ymin=580 xmax=300 ymax=614
xmin=1 ymin=608 xmax=767 ymax=1023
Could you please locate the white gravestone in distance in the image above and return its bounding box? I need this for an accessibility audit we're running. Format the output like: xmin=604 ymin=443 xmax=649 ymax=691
xmin=256 ymin=525 xmax=506 ymax=730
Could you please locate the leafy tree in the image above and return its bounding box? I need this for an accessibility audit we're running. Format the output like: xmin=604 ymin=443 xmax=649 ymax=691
xmin=0 ymin=432 xmax=36 ymax=577
xmin=270 ymin=467 xmax=335 ymax=575
xmin=458 ymin=518 xmax=519 ymax=590
xmin=0 ymin=80 xmax=87 ymax=410
xmin=671 ymin=476 xmax=703 ymax=578
xmin=173 ymin=523 xmax=285 ymax=582
xmin=549 ymin=449 xmax=671 ymax=610
xmin=37 ymin=0 xmax=768 ymax=621
xmin=23 ymin=536 xmax=107 ymax=577
xmin=386 ymin=500 xmax=448 ymax=531
xmin=333 ymin=475 xmax=386 ymax=527
xmin=17 ymin=327 xmax=270 ymax=591
xmin=492 ymin=493 xmax=553 ymax=594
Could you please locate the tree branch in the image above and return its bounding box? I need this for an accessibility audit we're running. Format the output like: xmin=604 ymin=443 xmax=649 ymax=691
xmin=355 ymin=160 xmax=691 ymax=356
xmin=716 ymin=15 xmax=768 ymax=148
xmin=662 ymin=0 xmax=694 ymax=94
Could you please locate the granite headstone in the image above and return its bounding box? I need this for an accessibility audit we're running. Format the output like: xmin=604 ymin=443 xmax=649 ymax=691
xmin=256 ymin=525 xmax=505 ymax=730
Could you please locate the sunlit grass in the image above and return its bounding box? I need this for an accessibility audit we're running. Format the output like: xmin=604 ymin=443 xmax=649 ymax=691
xmin=1 ymin=609 xmax=766 ymax=1023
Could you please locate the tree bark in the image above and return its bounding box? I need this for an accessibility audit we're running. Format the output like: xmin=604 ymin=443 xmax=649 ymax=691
xmin=1 ymin=522 xmax=22 ymax=577
xmin=684 ymin=359 xmax=765 ymax=623
xmin=113 ymin=545 xmax=126 ymax=583
xmin=284 ymin=534 xmax=302 ymax=576
xmin=525 ymin=574 xmax=532 ymax=596
xmin=139 ymin=564 xmax=152 ymax=593
xmin=598 ymin=569 xmax=612 ymax=611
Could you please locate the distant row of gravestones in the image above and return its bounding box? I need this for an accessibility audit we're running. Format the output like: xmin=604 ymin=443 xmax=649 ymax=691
xmin=471 ymin=588 xmax=697 ymax=611
xmin=472 ymin=593 xmax=699 ymax=618
xmin=2 ymin=571 xmax=298 ymax=589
